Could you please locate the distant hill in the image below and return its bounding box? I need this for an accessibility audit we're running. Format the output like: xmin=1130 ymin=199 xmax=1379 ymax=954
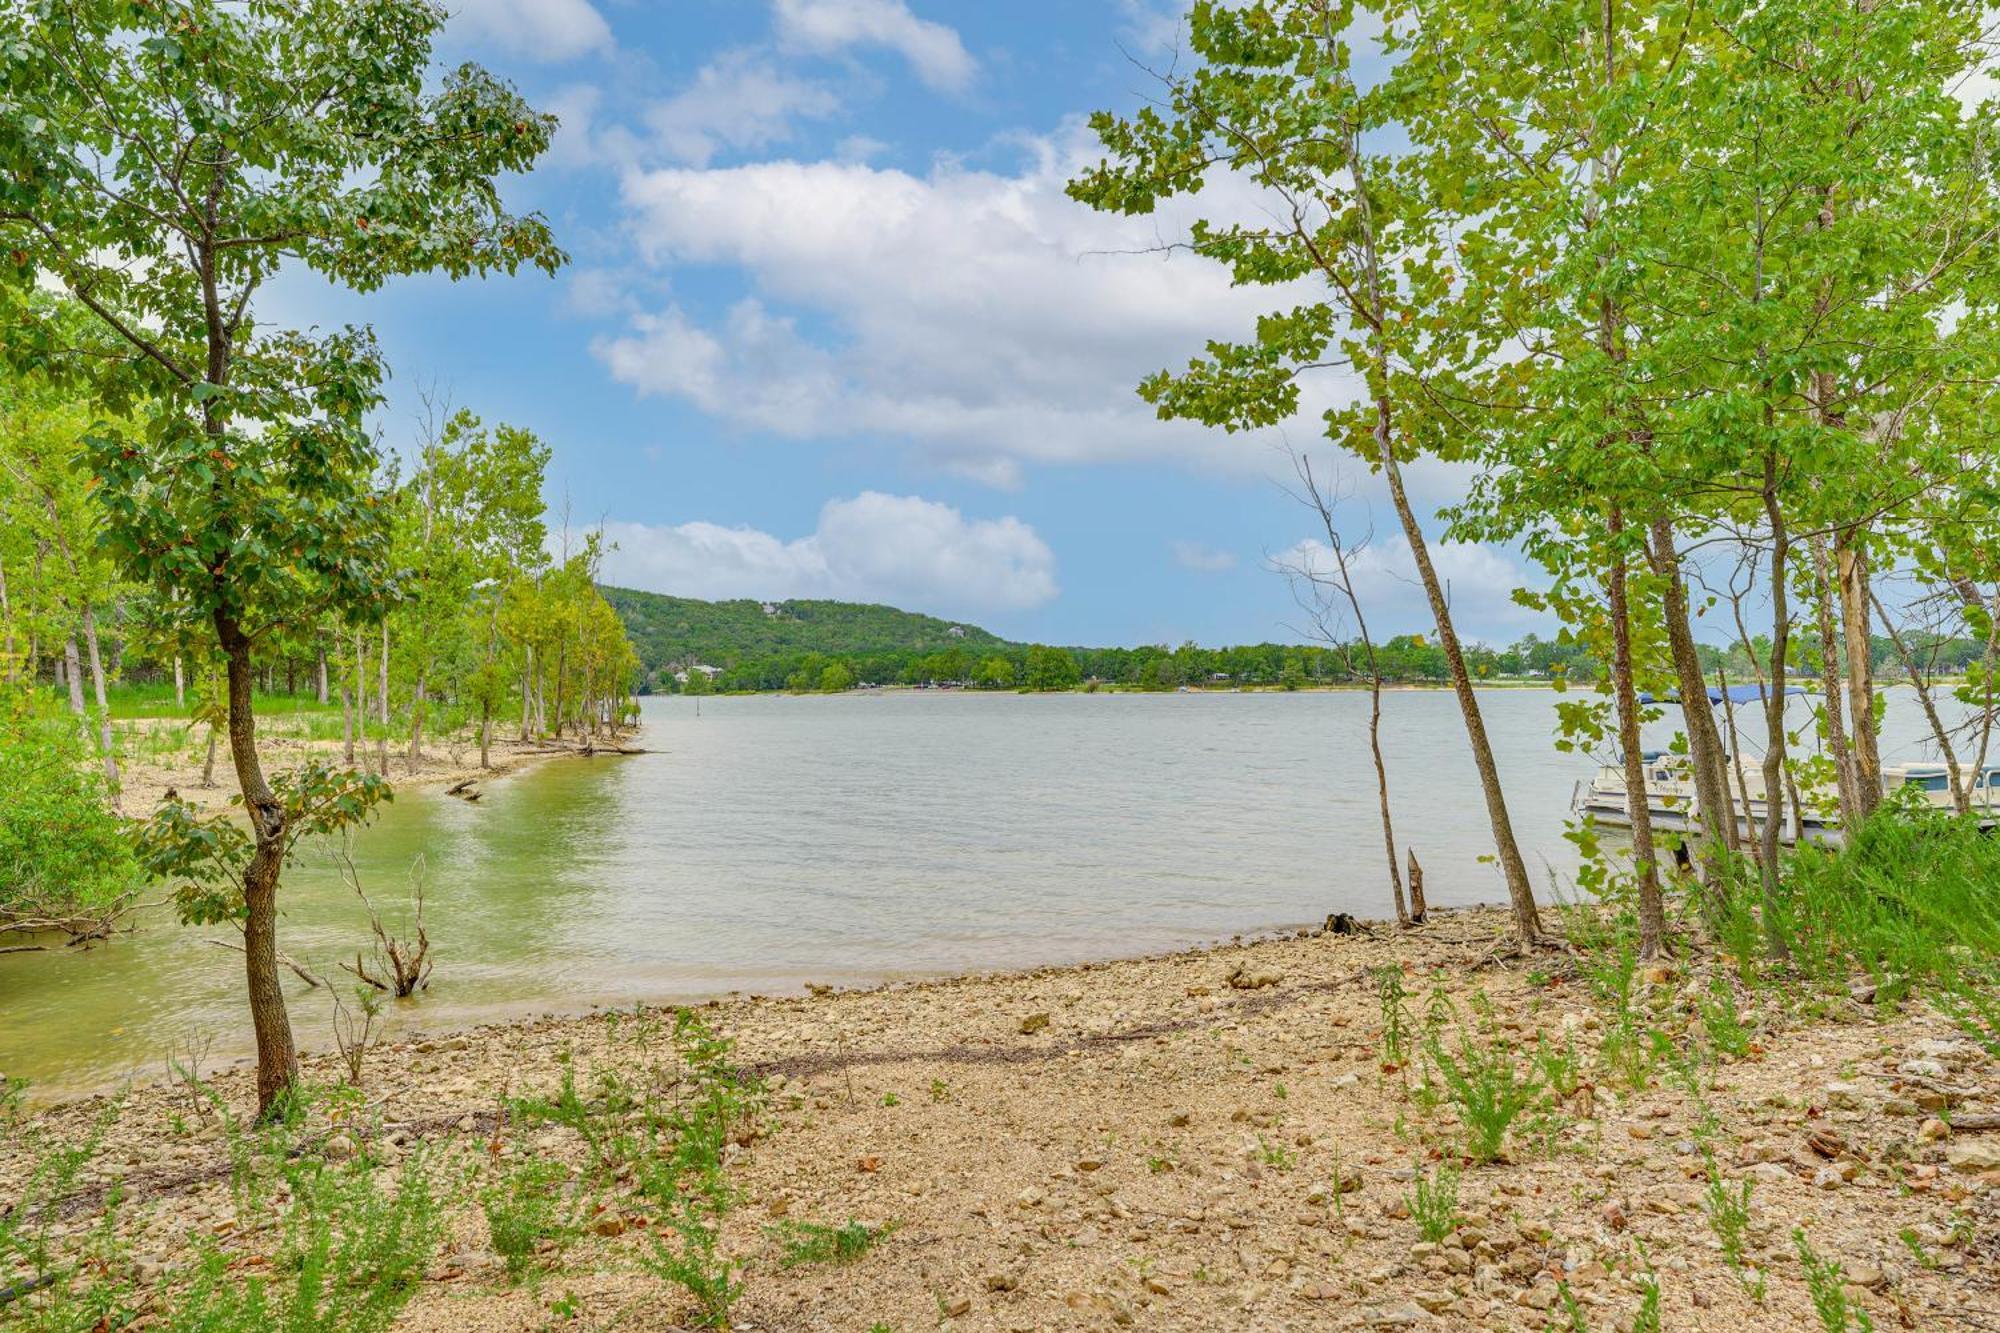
xmin=601 ymin=586 xmax=1017 ymax=690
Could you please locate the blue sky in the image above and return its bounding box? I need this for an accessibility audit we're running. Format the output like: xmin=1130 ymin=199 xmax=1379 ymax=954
xmin=272 ymin=0 xmax=1550 ymax=648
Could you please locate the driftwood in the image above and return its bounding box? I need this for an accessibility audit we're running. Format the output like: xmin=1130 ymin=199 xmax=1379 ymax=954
xmin=337 ymin=848 xmax=432 ymax=997
xmin=1322 ymin=912 xmax=1376 ymax=937
xmin=443 ymin=777 xmax=477 ymax=796
xmin=205 ymin=932 xmax=326 ymax=984
xmin=1406 ymin=849 xmax=1428 ymax=922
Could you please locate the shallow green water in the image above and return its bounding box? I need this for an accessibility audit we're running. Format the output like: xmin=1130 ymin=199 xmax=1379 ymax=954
xmin=0 ymin=687 xmax=1974 ymax=1096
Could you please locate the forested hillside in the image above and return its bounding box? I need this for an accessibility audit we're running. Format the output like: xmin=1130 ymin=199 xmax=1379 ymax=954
xmin=602 ymin=587 xmax=1016 ymax=690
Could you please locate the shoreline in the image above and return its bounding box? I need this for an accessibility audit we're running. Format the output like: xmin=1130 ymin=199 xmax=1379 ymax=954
xmin=5 ymin=905 xmax=1992 ymax=1331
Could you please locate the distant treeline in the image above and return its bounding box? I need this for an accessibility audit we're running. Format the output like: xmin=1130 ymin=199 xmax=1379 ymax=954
xmin=614 ymin=583 xmax=1993 ymax=695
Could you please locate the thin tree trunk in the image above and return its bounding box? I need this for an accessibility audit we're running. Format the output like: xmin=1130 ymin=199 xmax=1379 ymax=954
xmin=1716 ymin=666 xmax=1757 ymax=866
xmin=202 ymin=725 xmax=218 ymax=788
xmin=1606 ymin=518 xmax=1664 ymax=956
xmin=316 ymin=648 xmax=328 ymax=705
xmin=408 ymin=667 xmax=427 ymax=771
xmin=215 ymin=609 xmax=299 ymax=1116
xmin=0 ymin=553 xmax=14 ymax=685
xmin=520 ymin=644 xmax=534 ymax=742
xmin=354 ymin=628 xmax=369 ymax=776
xmin=1808 ymin=535 xmax=1859 ymax=826
xmin=174 ymin=655 xmax=185 ymax=709
xmin=376 ymin=621 xmax=389 ymax=777
xmin=341 ymin=682 xmax=356 ymax=768
xmin=1835 ymin=533 xmax=1880 ymax=819
xmin=62 ymin=633 xmax=87 ymax=722
xmin=1649 ymin=521 xmax=1736 ymax=865
xmin=81 ymin=603 xmax=119 ymax=800
xmin=1756 ymin=475 xmax=1793 ymax=959
xmin=1869 ymin=587 xmax=1965 ymax=814
xmin=1343 ymin=139 xmax=1538 ymax=944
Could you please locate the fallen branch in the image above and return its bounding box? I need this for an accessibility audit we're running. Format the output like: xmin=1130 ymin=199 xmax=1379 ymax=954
xmin=204 ymin=938 xmax=327 ymax=989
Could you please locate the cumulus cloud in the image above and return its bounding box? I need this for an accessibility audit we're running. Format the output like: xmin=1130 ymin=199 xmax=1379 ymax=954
xmin=596 ymin=135 xmax=1346 ymax=483
xmin=647 ymin=51 xmax=842 ymax=166
xmin=596 ymin=492 xmax=1058 ymax=615
xmin=1170 ymin=540 xmax=1238 ymax=573
xmin=772 ymin=0 xmax=977 ymax=93
xmin=450 ymin=0 xmax=611 ymax=61
xmin=1279 ymin=534 xmax=1550 ymax=641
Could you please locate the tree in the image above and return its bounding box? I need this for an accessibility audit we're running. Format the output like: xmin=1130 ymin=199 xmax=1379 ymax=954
xmin=0 ymin=0 xmax=564 ymax=1115
xmin=1023 ymin=645 xmax=1081 ymax=692
xmin=1069 ymin=2 xmax=1544 ymax=943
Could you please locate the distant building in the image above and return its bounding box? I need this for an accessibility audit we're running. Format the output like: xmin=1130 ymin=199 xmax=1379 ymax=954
xmin=947 ymin=625 xmax=966 ymax=638
xmin=761 ymin=602 xmax=779 ymax=617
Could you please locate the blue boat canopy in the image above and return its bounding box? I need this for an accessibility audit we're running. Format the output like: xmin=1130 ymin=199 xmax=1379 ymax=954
xmin=1639 ymin=685 xmax=1807 ymax=706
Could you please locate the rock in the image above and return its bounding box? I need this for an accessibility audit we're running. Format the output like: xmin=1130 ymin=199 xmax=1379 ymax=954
xmin=1824 ymin=1081 xmax=1865 ymax=1110
xmin=944 ymin=1296 xmax=973 ymax=1318
xmin=1226 ymin=963 xmax=1283 ymax=990
xmin=1600 ymin=1201 xmax=1628 ymax=1232
xmin=1812 ymin=1166 xmax=1844 ymax=1190
xmin=1518 ymin=1283 xmax=1559 ymax=1311
xmin=1018 ymin=1013 xmax=1051 ymax=1035
xmin=1947 ymin=1140 xmax=2000 ymax=1171
xmin=591 ymin=1211 xmax=626 ymax=1237
xmin=985 ymin=1272 xmax=1020 ymax=1292
xmin=1919 ymin=1118 xmax=1951 ymax=1143
xmin=1846 ymin=1260 xmax=1886 ymax=1290
xmin=1899 ymin=1058 xmax=1947 ymax=1080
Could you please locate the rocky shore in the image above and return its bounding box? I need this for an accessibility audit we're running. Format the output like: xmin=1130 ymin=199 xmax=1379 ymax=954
xmin=4 ymin=907 xmax=1995 ymax=1330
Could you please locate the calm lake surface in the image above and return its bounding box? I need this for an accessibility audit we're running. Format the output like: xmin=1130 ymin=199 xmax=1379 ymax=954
xmin=1 ymin=687 xmax=1978 ymax=1094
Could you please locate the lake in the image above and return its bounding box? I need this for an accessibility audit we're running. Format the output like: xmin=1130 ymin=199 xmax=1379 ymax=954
xmin=0 ymin=686 xmax=1979 ymax=1095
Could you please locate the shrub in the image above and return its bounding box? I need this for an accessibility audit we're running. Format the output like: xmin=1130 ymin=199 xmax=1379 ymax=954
xmin=0 ymin=685 xmax=134 ymax=916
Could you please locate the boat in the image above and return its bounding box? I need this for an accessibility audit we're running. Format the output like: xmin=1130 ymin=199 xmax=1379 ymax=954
xmin=1570 ymin=685 xmax=1999 ymax=844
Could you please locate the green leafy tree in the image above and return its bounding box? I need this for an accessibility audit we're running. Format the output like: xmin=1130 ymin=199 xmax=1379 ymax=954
xmin=0 ymin=0 xmax=564 ymax=1114
xmin=1023 ymin=645 xmax=1081 ymax=692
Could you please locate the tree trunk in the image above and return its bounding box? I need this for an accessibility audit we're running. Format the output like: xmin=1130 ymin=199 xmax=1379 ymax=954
xmin=62 ymin=633 xmax=87 ymax=723
xmin=1606 ymin=521 xmax=1664 ymax=956
xmin=316 ymin=648 xmax=329 ymax=705
xmin=0 ymin=553 xmax=14 ymax=685
xmin=215 ymin=609 xmax=299 ymax=1117
xmin=1406 ymin=849 xmax=1427 ymax=922
xmin=376 ymin=621 xmax=389 ymax=777
xmin=341 ymin=683 xmax=356 ymax=768
xmin=1835 ymin=533 xmax=1880 ymax=819
xmin=81 ymin=603 xmax=119 ymax=801
xmin=1809 ymin=535 xmax=1860 ymax=827
xmin=1870 ymin=588 xmax=1968 ymax=814
xmin=174 ymin=655 xmax=186 ymax=709
xmin=202 ymin=726 xmax=218 ymax=788
xmin=1648 ymin=521 xmax=1736 ymax=868
xmin=408 ymin=667 xmax=427 ymax=771
xmin=354 ymin=628 xmax=369 ymax=776
xmin=1756 ymin=474 xmax=1793 ymax=960
xmin=520 ymin=645 xmax=534 ymax=742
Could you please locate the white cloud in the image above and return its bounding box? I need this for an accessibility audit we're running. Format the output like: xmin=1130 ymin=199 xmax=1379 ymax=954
xmin=596 ymin=133 xmax=1347 ymax=484
xmin=1171 ymin=540 xmax=1237 ymax=573
xmin=597 ymin=492 xmax=1058 ymax=615
xmin=773 ymin=0 xmax=976 ymax=93
xmin=647 ymin=51 xmax=842 ymax=166
xmin=450 ymin=0 xmax=611 ymax=61
xmin=1278 ymin=534 xmax=1550 ymax=642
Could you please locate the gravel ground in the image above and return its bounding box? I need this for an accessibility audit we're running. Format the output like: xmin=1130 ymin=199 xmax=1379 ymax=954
xmin=5 ymin=907 xmax=1996 ymax=1331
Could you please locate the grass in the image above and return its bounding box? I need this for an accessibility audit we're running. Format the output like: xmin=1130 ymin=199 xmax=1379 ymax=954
xmin=768 ymin=1219 xmax=891 ymax=1269
xmin=1406 ymin=1159 xmax=1461 ymax=1243
xmin=1424 ymin=1030 xmax=1544 ymax=1163
xmin=481 ymin=1159 xmax=577 ymax=1282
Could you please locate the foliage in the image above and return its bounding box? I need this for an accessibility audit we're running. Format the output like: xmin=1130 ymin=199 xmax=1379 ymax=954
xmin=131 ymin=763 xmax=391 ymax=925
xmin=1424 ymin=1032 xmax=1544 ymax=1164
xmin=0 ymin=682 xmax=134 ymax=914
xmin=480 ymin=1159 xmax=576 ymax=1283
xmin=1405 ymin=1159 xmax=1461 ymax=1243
xmin=1793 ymin=1229 xmax=1875 ymax=1333
xmin=159 ymin=1154 xmax=444 ymax=1333
xmin=768 ymin=1219 xmax=891 ymax=1269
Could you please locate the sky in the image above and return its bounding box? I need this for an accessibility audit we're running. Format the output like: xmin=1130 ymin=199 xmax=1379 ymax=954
xmin=267 ymin=0 xmax=1554 ymax=649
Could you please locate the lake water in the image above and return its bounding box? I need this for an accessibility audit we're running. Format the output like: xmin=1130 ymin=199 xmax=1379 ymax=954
xmin=1 ymin=686 xmax=1981 ymax=1095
